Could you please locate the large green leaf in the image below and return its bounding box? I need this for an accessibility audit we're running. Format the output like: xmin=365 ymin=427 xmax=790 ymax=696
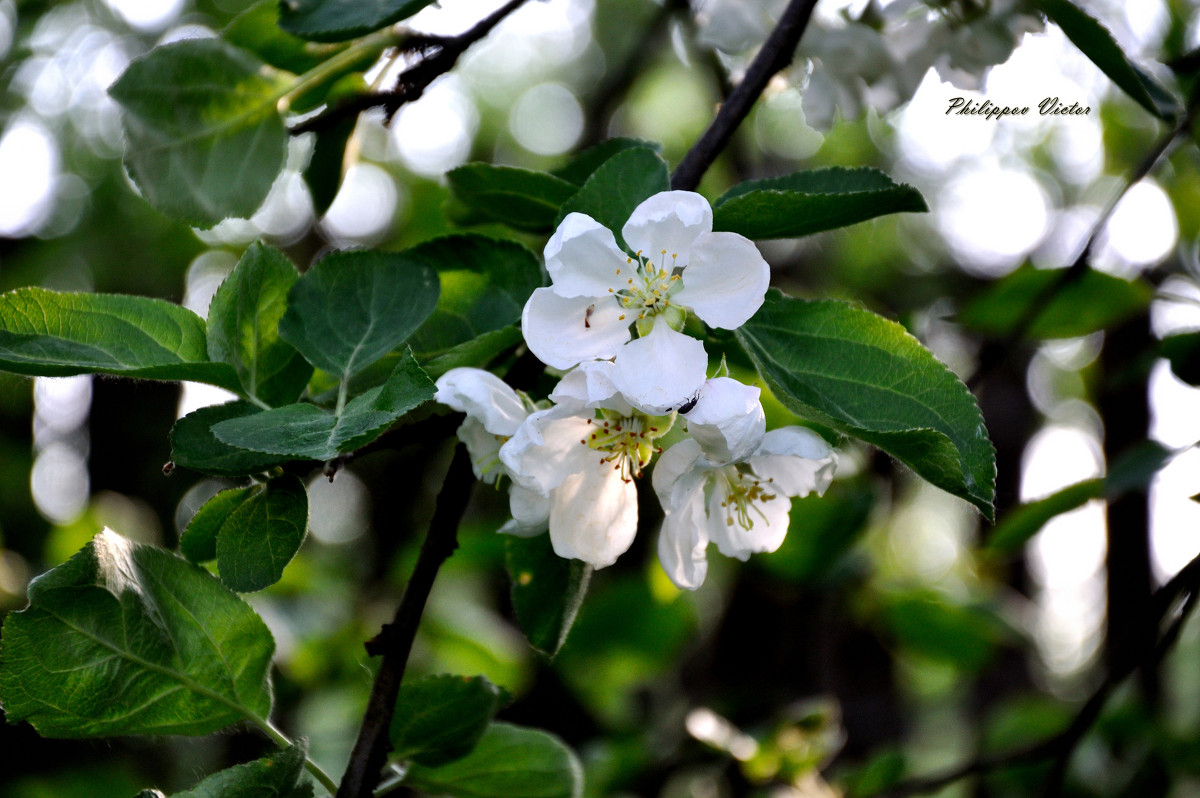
xmin=216 ymin=475 xmax=308 ymax=592
xmin=224 ymin=0 xmax=326 ymax=74
xmin=108 ymin=38 xmax=291 ymax=227
xmin=279 ymin=249 xmax=439 ymax=381
xmin=171 ymin=401 xmax=289 ymax=476
xmin=957 ymin=264 xmax=1153 ymax=339
xmin=207 ymin=243 xmax=313 ymax=407
xmin=554 ymin=147 xmax=670 ymax=248
xmin=506 ymin=534 xmax=591 ymax=657
xmin=403 ymin=723 xmax=583 ymax=798
xmin=391 ymin=674 xmax=507 ymax=767
xmin=713 ymin=167 xmax=928 ymax=239
xmin=0 ymin=529 xmax=275 ymax=737
xmin=145 ymin=743 xmax=313 ymax=798
xmin=736 ymin=294 xmax=996 ymax=518
xmin=422 ymin=326 xmax=524 ymax=379
xmin=446 ymin=165 xmax=580 ymax=232
xmin=1035 ymin=0 xmax=1180 ymax=121
xmin=0 ymin=287 xmax=240 ymax=389
xmin=211 ymin=352 xmax=435 ymax=460
xmin=406 ymin=235 xmax=543 ymax=359
xmin=279 ymin=0 xmax=436 ymax=42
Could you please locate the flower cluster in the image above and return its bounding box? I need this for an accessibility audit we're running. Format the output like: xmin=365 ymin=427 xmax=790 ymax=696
xmin=434 ymin=191 xmax=836 ymax=589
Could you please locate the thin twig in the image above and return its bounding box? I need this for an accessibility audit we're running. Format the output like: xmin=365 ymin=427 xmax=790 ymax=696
xmin=670 ymin=0 xmax=820 ymax=191
xmin=291 ymin=0 xmax=530 ymax=136
xmin=876 ymin=551 xmax=1200 ymax=798
xmin=336 ymin=444 xmax=477 ymax=798
xmin=968 ymin=85 xmax=1200 ymax=391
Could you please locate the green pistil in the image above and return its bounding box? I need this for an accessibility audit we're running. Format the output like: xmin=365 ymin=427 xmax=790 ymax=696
xmin=580 ymin=414 xmax=666 ymax=482
xmin=608 ymin=249 xmax=687 ymax=337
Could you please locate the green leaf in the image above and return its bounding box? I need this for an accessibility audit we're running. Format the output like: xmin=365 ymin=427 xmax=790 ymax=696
xmin=550 ymin=138 xmax=662 ymax=186
xmin=712 ymin=167 xmax=928 ymax=239
xmin=169 ymin=743 xmax=313 ymax=798
xmin=0 ymin=529 xmax=275 ymax=737
xmin=404 ymin=723 xmax=583 ymax=798
xmin=207 ymin=243 xmax=313 ymax=407
xmin=391 ymin=674 xmax=507 ymax=767
xmin=216 ymin=475 xmax=308 ymax=592
xmin=0 ymin=287 xmax=240 ymax=388
xmin=1160 ymin=332 xmax=1200 ymax=386
xmin=446 ymin=165 xmax=580 ymax=232
xmin=1034 ymin=0 xmax=1180 ymax=121
xmin=506 ymin=534 xmax=592 ymax=657
xmin=171 ymin=401 xmax=290 ymax=476
xmin=878 ymin=590 xmax=1009 ymax=671
xmin=985 ymin=479 xmax=1104 ymax=555
xmin=406 ymin=235 xmax=543 ymax=359
xmin=987 ymin=441 xmax=1174 ymax=554
xmin=303 ymin=115 xmax=356 ymax=217
xmin=555 ymin=147 xmax=670 ymax=248
xmin=108 ymin=38 xmax=291 ymax=227
xmin=224 ymin=0 xmax=326 ymax=74
xmin=279 ymin=249 xmax=439 ymax=381
xmin=957 ymin=264 xmax=1153 ymax=339
xmin=211 ymin=351 xmax=435 ymax=460
xmin=736 ymin=294 xmax=996 ymax=518
xmin=422 ymin=326 xmax=524 ymax=379
xmin=279 ymin=0 xmax=436 ymax=42
xmin=180 ymin=487 xmax=254 ymax=563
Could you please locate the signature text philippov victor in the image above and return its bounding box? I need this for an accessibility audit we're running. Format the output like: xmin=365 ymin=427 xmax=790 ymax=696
xmin=945 ymin=96 xmax=1091 ymax=121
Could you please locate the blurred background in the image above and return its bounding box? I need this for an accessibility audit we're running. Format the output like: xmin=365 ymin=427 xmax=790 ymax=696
xmin=3 ymin=0 xmax=1200 ymax=795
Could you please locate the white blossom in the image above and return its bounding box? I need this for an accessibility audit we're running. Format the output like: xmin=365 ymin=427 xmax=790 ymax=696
xmin=653 ymin=381 xmax=836 ymax=590
xmin=521 ymin=190 xmax=770 ymax=414
xmin=434 ymin=367 xmax=533 ymax=483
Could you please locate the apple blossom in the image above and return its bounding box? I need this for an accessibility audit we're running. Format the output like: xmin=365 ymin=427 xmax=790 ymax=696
xmin=653 ymin=382 xmax=837 ymax=590
xmin=521 ymin=191 xmax=771 ymax=414
xmin=433 ymin=367 xmax=534 ymax=483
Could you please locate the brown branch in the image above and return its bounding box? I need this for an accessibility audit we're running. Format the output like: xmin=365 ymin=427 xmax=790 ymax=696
xmin=968 ymin=84 xmax=1200 ymax=391
xmin=291 ymin=0 xmax=531 ymax=136
xmin=336 ymin=443 xmax=476 ymax=798
xmin=670 ymin=0 xmax=820 ymax=191
xmin=875 ymin=551 xmax=1200 ymax=798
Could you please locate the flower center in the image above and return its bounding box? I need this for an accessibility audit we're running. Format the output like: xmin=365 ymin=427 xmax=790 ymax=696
xmin=581 ymin=414 xmax=662 ymax=482
xmin=610 ymin=249 xmax=685 ymax=335
xmin=716 ymin=466 xmax=778 ymax=529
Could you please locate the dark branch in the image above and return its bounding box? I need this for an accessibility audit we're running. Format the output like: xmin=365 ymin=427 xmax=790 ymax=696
xmin=876 ymin=551 xmax=1200 ymax=798
xmin=670 ymin=0 xmax=820 ymax=191
xmin=291 ymin=0 xmax=530 ymax=136
xmin=336 ymin=443 xmax=476 ymax=798
xmin=968 ymin=85 xmax=1200 ymax=391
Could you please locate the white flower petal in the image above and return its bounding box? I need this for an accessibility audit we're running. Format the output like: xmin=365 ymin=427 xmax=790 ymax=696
xmin=683 ymin=377 xmax=765 ymax=463
xmin=500 ymin=410 xmax=596 ymax=494
xmin=545 ymin=213 xmax=629 ymax=298
xmin=652 ymin=438 xmax=706 ymax=509
xmin=548 ymin=464 xmax=638 ymax=568
xmin=549 ymin=360 xmax=633 ymax=415
xmin=658 ymin=499 xmax=710 ymax=590
xmin=434 ymin=367 xmax=528 ymax=436
xmin=611 ymin=319 xmax=708 ymax=414
xmin=501 ymin=483 xmax=550 ymax=536
xmin=749 ymin=427 xmax=837 ymax=498
xmin=621 ymin=191 xmax=713 ymax=263
xmin=456 ymin=416 xmax=507 ymax=483
xmin=676 ymin=232 xmax=770 ymax=329
xmin=522 ymin=288 xmax=630 ymax=370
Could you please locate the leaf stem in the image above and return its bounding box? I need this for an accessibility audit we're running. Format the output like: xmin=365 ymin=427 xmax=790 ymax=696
xmin=254 ymin=716 xmax=340 ymax=796
xmin=279 ymin=27 xmax=404 ymax=110
xmin=670 ymin=0 xmax=820 ymax=191
xmin=336 ymin=443 xmax=476 ymax=798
